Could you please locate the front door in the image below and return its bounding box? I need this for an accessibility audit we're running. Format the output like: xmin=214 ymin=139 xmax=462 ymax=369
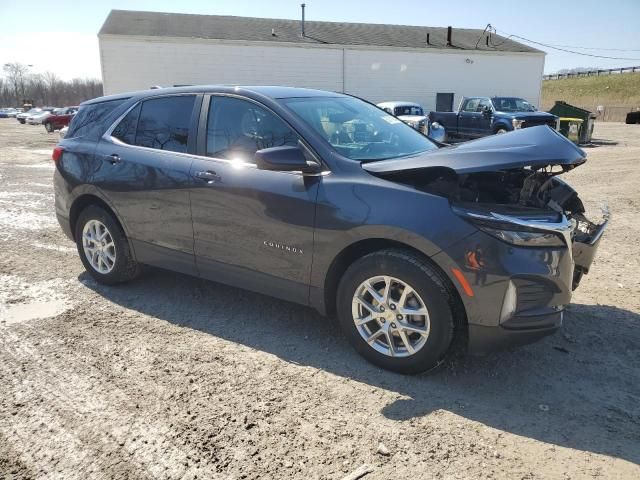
xmin=458 ymin=97 xmax=482 ymax=138
xmin=189 ymin=95 xmax=319 ymax=304
xmin=476 ymin=98 xmax=494 ymax=135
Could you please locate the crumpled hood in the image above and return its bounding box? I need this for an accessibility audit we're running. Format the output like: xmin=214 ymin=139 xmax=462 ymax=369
xmin=362 ymin=125 xmax=586 ymax=175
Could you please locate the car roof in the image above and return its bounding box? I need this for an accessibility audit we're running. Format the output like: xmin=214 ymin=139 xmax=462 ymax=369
xmin=82 ymin=85 xmax=347 ymax=106
xmin=377 ymin=101 xmax=422 ymax=108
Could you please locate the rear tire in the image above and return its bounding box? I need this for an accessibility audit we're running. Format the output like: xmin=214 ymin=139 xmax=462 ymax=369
xmin=336 ymin=249 xmax=455 ymax=374
xmin=74 ymin=205 xmax=139 ymax=285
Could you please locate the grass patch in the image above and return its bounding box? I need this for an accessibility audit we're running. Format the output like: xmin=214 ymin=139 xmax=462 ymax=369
xmin=541 ymin=72 xmax=640 ymax=109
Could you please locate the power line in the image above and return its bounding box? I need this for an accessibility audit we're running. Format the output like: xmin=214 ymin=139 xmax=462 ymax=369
xmin=547 ymin=44 xmax=640 ymax=52
xmin=493 ymin=28 xmax=640 ymax=61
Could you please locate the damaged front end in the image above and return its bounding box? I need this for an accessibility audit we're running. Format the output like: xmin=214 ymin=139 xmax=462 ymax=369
xmin=363 ymin=126 xmax=609 ymax=290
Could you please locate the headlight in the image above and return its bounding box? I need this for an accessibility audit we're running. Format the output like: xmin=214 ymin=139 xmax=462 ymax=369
xmin=477 ymin=225 xmax=565 ymax=247
xmin=452 ymin=206 xmax=569 ymax=248
xmin=512 ymin=119 xmax=525 ymax=129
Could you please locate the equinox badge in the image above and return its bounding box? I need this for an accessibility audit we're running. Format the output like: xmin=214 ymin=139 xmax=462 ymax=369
xmin=263 ymin=240 xmax=304 ymax=255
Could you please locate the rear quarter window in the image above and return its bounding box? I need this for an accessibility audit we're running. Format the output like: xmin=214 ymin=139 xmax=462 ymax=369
xmin=66 ymin=98 xmax=128 ymax=139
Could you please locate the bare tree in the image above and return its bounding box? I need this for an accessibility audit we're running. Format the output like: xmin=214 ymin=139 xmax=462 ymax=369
xmin=2 ymin=62 xmax=31 ymax=104
xmin=0 ymin=63 xmax=102 ymax=107
xmin=43 ymin=71 xmax=60 ymax=105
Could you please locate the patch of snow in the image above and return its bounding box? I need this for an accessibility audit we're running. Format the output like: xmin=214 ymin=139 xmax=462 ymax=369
xmin=32 ymin=241 xmax=76 ymax=254
xmin=15 ymin=163 xmax=54 ymax=170
xmin=0 ymin=275 xmax=72 ymax=325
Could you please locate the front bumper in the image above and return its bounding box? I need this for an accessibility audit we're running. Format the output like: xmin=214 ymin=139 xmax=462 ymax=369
xmin=468 ymin=309 xmax=563 ymax=355
xmin=433 ymin=210 xmax=607 ymax=353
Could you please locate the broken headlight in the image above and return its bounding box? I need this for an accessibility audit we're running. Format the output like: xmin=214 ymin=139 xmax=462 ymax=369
xmin=476 ymin=225 xmax=565 ymax=247
xmin=453 ymin=206 xmax=569 ymax=248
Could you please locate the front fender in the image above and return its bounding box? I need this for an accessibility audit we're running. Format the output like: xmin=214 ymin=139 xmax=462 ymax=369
xmin=492 ymin=118 xmax=513 ymax=132
xmin=309 ymin=173 xmax=477 ymax=289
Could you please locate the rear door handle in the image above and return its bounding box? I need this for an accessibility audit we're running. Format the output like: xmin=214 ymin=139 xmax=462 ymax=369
xmin=195 ymin=170 xmax=221 ymax=183
xmin=106 ymin=154 xmax=121 ymax=165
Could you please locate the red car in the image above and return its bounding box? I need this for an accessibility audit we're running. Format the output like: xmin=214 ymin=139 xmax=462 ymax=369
xmin=43 ymin=107 xmax=78 ymax=133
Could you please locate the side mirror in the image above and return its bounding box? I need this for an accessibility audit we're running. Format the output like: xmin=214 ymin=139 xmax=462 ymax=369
xmin=255 ymin=145 xmax=321 ymax=173
xmin=482 ymin=106 xmax=493 ymax=117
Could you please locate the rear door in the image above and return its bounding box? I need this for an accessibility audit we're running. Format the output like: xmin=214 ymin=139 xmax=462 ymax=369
xmin=93 ymin=94 xmax=201 ymax=274
xmin=458 ymin=98 xmax=482 ymax=138
xmin=189 ymin=95 xmax=319 ymax=304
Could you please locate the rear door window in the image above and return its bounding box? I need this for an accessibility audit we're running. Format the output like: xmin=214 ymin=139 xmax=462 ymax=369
xmin=206 ymin=96 xmax=298 ymax=163
xmin=112 ymin=104 xmax=141 ymax=145
xmin=134 ymin=96 xmax=196 ymax=153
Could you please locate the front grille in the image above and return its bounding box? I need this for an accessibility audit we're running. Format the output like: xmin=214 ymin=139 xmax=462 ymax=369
xmin=513 ymin=278 xmax=557 ymax=313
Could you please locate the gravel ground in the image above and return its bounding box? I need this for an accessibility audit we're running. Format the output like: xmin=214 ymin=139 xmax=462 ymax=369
xmin=0 ymin=119 xmax=639 ymax=480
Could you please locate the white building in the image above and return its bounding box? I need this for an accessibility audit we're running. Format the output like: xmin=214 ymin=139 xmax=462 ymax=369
xmin=99 ymin=10 xmax=545 ymax=111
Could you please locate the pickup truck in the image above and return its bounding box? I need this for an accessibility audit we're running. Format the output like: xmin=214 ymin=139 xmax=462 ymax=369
xmin=430 ymin=97 xmax=558 ymax=140
xmin=43 ymin=106 xmax=78 ymax=133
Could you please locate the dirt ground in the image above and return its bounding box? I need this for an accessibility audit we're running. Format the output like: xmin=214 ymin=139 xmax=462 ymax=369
xmin=0 ymin=118 xmax=638 ymax=480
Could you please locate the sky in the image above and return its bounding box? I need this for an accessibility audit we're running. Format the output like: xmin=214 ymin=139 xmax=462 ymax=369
xmin=1 ymin=0 xmax=639 ymax=80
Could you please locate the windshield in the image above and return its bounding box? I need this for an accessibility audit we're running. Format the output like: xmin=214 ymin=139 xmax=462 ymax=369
xmin=280 ymin=96 xmax=437 ymax=161
xmin=395 ymin=106 xmax=424 ymax=116
xmin=492 ymin=97 xmax=536 ymax=112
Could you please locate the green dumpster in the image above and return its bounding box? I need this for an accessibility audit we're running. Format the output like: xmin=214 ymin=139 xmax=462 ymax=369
xmin=548 ymin=101 xmax=596 ymax=144
xmin=558 ymin=117 xmax=583 ymax=144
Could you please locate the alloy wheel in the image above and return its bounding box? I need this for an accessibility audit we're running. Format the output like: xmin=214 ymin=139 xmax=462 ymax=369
xmin=82 ymin=219 xmax=116 ymax=274
xmin=351 ymin=275 xmax=431 ymax=357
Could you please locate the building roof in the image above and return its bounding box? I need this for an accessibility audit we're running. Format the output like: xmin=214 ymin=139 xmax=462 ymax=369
xmin=99 ymin=10 xmax=541 ymax=54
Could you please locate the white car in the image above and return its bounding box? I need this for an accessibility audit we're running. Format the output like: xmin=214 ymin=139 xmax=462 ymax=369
xmin=16 ymin=108 xmax=42 ymax=124
xmin=27 ymin=110 xmax=53 ymax=125
xmin=377 ymin=101 xmax=446 ymax=143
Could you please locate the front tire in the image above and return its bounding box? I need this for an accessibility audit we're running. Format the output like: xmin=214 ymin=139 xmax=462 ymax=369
xmin=336 ymin=249 xmax=455 ymax=374
xmin=495 ymin=128 xmax=508 ymax=134
xmin=75 ymin=205 xmax=139 ymax=285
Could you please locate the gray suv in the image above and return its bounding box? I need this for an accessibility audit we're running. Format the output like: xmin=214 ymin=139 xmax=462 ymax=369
xmin=53 ymin=86 xmax=607 ymax=373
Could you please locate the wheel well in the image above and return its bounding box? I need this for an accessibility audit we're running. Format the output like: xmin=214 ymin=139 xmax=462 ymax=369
xmin=323 ymin=239 xmax=468 ymax=338
xmin=69 ymin=195 xmax=124 ymax=241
